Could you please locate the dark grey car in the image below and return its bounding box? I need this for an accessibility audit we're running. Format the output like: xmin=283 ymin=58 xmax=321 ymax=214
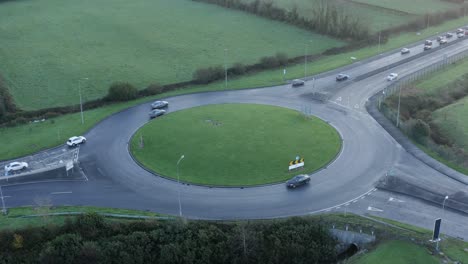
xmin=291 ymin=79 xmax=305 ymax=87
xmin=336 ymin=74 xmax=350 ymax=82
xmin=286 ymin=174 xmax=311 ymax=188
xmin=149 ymin=109 xmax=166 ymax=119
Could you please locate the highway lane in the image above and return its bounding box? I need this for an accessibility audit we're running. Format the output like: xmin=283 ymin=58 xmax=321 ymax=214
xmin=1 ymin=33 xmax=468 ymax=233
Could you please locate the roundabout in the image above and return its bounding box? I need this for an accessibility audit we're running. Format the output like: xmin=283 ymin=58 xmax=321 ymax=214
xmin=130 ymin=104 xmax=341 ymax=186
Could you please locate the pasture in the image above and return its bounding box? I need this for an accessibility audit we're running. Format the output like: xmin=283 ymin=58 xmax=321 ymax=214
xmin=0 ymin=0 xmax=343 ymax=110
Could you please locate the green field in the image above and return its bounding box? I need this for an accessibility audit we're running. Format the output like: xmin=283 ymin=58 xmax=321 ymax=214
xmin=3 ymin=15 xmax=468 ymax=161
xmin=130 ymin=104 xmax=341 ymax=186
xmin=241 ymin=0 xmax=416 ymax=32
xmin=351 ymin=240 xmax=438 ymax=264
xmin=0 ymin=0 xmax=343 ymax=110
xmin=432 ymin=97 xmax=468 ymax=150
xmin=416 ymin=58 xmax=468 ymax=94
xmin=352 ymin=0 xmax=461 ymax=15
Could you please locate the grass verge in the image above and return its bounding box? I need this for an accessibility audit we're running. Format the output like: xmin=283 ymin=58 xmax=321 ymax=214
xmin=130 ymin=104 xmax=341 ymax=186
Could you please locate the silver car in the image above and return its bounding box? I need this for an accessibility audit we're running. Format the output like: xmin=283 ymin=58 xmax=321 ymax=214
xmin=151 ymin=100 xmax=168 ymax=109
xmin=149 ymin=109 xmax=166 ymax=119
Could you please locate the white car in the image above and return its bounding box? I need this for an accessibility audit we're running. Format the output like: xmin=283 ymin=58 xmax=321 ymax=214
xmin=387 ymin=73 xmax=398 ymax=81
xmin=5 ymin=162 xmax=28 ymax=173
xmin=151 ymin=100 xmax=169 ymax=109
xmin=67 ymin=136 xmax=86 ymax=147
xmin=458 ymin=33 xmax=465 ymax=38
xmin=400 ymin=48 xmax=410 ymax=54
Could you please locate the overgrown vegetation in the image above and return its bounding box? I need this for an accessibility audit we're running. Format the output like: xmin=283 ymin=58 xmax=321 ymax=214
xmin=382 ymin=68 xmax=468 ymax=170
xmin=0 ymin=213 xmax=338 ymax=264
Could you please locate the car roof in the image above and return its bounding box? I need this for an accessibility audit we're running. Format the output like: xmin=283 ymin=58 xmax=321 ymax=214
xmin=8 ymin=162 xmax=22 ymax=166
xmin=69 ymin=136 xmax=79 ymax=140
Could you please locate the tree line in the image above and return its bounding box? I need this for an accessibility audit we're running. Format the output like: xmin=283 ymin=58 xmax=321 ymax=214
xmin=0 ymin=213 xmax=338 ymax=264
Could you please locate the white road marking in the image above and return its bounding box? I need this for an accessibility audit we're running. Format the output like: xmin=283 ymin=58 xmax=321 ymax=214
xmin=336 ymin=97 xmax=342 ymax=102
xmin=354 ymin=104 xmax=360 ymax=109
xmin=388 ymin=197 xmax=404 ymax=202
xmin=3 ymin=196 xmax=11 ymax=198
xmin=308 ymin=188 xmax=376 ymax=214
xmin=344 ymin=203 xmax=350 ymax=206
xmin=50 ymin=191 xmax=72 ymax=195
xmin=352 ymin=200 xmax=358 ymax=203
xmin=367 ymin=206 xmax=384 ymax=212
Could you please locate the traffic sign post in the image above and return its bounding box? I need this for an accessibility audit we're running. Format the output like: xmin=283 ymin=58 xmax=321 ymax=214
xmin=430 ymin=218 xmax=442 ymax=251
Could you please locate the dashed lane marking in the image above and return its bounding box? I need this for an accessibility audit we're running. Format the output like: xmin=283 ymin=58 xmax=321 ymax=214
xmin=50 ymin=191 xmax=72 ymax=195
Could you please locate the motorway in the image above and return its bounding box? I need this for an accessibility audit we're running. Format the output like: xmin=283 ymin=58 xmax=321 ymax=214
xmin=2 ymin=34 xmax=468 ymax=239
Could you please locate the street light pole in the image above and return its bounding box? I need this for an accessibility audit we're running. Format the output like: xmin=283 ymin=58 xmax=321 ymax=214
xmin=0 ymin=185 xmax=7 ymax=215
xmin=176 ymin=154 xmax=185 ymax=217
xmin=78 ymin=78 xmax=88 ymax=125
xmin=442 ymin=195 xmax=449 ymax=215
xmin=304 ymin=44 xmax=308 ymax=79
xmin=224 ymin=49 xmax=228 ymax=89
xmin=378 ymin=31 xmax=381 ymax=53
xmin=396 ymin=84 xmax=402 ymax=127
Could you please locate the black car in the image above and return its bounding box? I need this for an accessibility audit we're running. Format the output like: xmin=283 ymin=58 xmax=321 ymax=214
xmin=446 ymin=32 xmax=454 ymax=38
xmin=286 ymin=174 xmax=311 ymax=188
xmin=149 ymin=109 xmax=166 ymax=119
xmin=336 ymin=74 xmax=350 ymax=82
xmin=291 ymin=79 xmax=305 ymax=87
xmin=151 ymin=100 xmax=169 ymax=109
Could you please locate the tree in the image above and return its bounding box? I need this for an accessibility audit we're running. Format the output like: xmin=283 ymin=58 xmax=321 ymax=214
xmin=106 ymin=82 xmax=138 ymax=101
xmin=39 ymin=234 xmax=83 ymax=264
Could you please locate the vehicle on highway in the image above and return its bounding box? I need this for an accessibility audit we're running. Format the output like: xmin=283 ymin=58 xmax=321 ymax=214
xmin=465 ymin=31 xmax=468 ymax=36
xmin=400 ymin=48 xmax=410 ymax=54
xmin=423 ymin=45 xmax=432 ymax=51
xmin=387 ymin=73 xmax=398 ymax=81
xmin=336 ymin=74 xmax=350 ymax=82
xmin=458 ymin=33 xmax=465 ymax=38
xmin=149 ymin=109 xmax=166 ymax=119
xmin=436 ymin=36 xmax=443 ymax=42
xmin=5 ymin=162 xmax=28 ymax=173
xmin=424 ymin=39 xmax=433 ymax=46
xmin=446 ymin=32 xmax=454 ymax=38
xmin=286 ymin=174 xmax=310 ymax=188
xmin=291 ymin=79 xmax=305 ymax=87
xmin=67 ymin=136 xmax=86 ymax=147
xmin=456 ymin=28 xmax=464 ymax=34
xmin=151 ymin=100 xmax=168 ymax=109
xmin=440 ymin=38 xmax=448 ymax=44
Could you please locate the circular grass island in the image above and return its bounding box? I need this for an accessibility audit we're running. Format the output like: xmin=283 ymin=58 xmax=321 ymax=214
xmin=130 ymin=104 xmax=341 ymax=186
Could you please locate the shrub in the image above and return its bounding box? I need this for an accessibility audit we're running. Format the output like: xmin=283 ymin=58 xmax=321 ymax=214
xmin=275 ymin=52 xmax=288 ymax=66
xmin=193 ymin=66 xmax=224 ymax=84
xmin=259 ymin=55 xmax=279 ymax=69
xmin=140 ymin=83 xmax=164 ymax=96
xmin=106 ymin=82 xmax=138 ymax=102
xmin=230 ymin=63 xmax=246 ymax=76
xmin=408 ymin=119 xmax=430 ymax=144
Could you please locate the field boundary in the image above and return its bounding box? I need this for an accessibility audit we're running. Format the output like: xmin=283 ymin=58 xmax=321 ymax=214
xmin=346 ymin=0 xmax=414 ymax=16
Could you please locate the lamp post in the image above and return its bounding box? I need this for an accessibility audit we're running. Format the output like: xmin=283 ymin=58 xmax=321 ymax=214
xmin=176 ymin=154 xmax=185 ymax=217
xmin=304 ymin=40 xmax=313 ymax=78
xmin=78 ymin=77 xmax=89 ymax=124
xmin=396 ymin=84 xmax=402 ymax=127
xmin=0 ymin=185 xmax=6 ymax=215
xmin=378 ymin=31 xmax=382 ymax=53
xmin=224 ymin=49 xmax=228 ymax=89
xmin=442 ymin=195 xmax=449 ymax=215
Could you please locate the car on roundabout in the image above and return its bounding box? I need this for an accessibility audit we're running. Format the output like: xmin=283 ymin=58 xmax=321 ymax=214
xmin=387 ymin=73 xmax=398 ymax=81
xmin=286 ymin=174 xmax=311 ymax=188
xmin=336 ymin=74 xmax=350 ymax=82
xmin=440 ymin=38 xmax=448 ymax=44
xmin=291 ymin=79 xmax=305 ymax=87
xmin=151 ymin=100 xmax=169 ymax=109
xmin=5 ymin=161 xmax=28 ymax=173
xmin=458 ymin=33 xmax=465 ymax=38
xmin=67 ymin=136 xmax=86 ymax=147
xmin=446 ymin=32 xmax=454 ymax=38
xmin=149 ymin=109 xmax=166 ymax=119
xmin=400 ymin=48 xmax=410 ymax=54
xmin=423 ymin=45 xmax=432 ymax=51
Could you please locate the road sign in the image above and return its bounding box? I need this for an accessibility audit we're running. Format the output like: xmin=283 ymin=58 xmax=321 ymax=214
xmin=432 ymin=218 xmax=442 ymax=241
xmin=66 ymin=162 xmax=74 ymax=171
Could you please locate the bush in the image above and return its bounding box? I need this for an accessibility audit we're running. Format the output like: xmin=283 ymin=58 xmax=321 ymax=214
xmin=140 ymin=83 xmax=164 ymax=96
xmin=259 ymin=55 xmax=279 ymax=69
xmin=275 ymin=52 xmax=288 ymax=66
xmin=230 ymin=63 xmax=246 ymax=76
xmin=106 ymin=82 xmax=138 ymax=102
xmin=408 ymin=119 xmax=430 ymax=144
xmin=193 ymin=66 xmax=224 ymax=84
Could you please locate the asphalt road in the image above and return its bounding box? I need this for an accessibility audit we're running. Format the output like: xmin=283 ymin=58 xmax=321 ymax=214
xmin=2 ymin=33 xmax=468 ymax=238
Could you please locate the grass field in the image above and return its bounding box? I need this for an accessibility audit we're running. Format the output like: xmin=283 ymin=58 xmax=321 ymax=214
xmin=3 ymin=15 xmax=468 ymax=161
xmin=130 ymin=104 xmax=341 ymax=186
xmin=351 ymin=240 xmax=439 ymax=264
xmin=0 ymin=0 xmax=343 ymax=110
xmin=416 ymin=58 xmax=468 ymax=94
xmin=241 ymin=0 xmax=416 ymax=32
xmin=432 ymin=97 xmax=468 ymax=150
xmin=352 ymin=0 xmax=461 ymax=15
